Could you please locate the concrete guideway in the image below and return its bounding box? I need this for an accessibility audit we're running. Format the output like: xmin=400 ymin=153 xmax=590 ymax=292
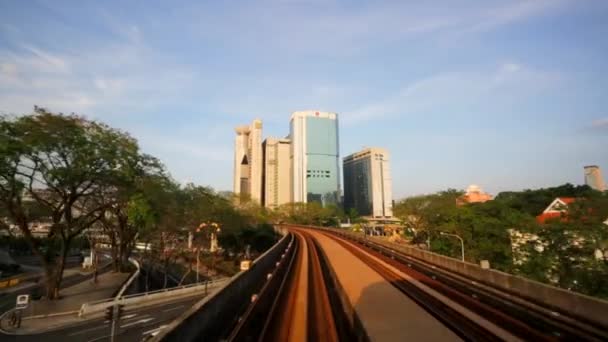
xmin=229 ymin=229 xmax=341 ymax=342
xmin=304 ymin=228 xmax=466 ymax=342
xmin=147 ymin=224 xmax=608 ymax=341
xmin=311 ymin=226 xmax=608 ymax=341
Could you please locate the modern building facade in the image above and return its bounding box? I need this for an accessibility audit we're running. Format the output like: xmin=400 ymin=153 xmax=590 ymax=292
xmin=584 ymin=165 xmax=606 ymax=191
xmin=290 ymin=111 xmax=340 ymax=206
xmin=262 ymin=137 xmax=292 ymax=208
xmin=343 ymin=147 xmax=393 ymax=218
xmin=233 ymin=119 xmax=263 ymax=203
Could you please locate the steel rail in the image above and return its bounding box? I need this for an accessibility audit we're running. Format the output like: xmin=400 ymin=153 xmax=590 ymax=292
xmin=340 ymin=232 xmax=608 ymax=341
xmin=326 ymin=232 xmax=504 ymax=341
xmin=226 ymin=233 xmax=299 ymax=341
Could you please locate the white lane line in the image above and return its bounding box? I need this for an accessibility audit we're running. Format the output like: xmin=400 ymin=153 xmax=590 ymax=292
xmin=120 ymin=317 xmax=154 ymax=328
xmin=162 ymin=305 xmax=184 ymax=312
xmin=68 ymin=324 xmax=107 ymax=336
xmin=142 ymin=324 xmax=168 ymax=336
xmin=104 ymin=313 xmax=139 ymax=324
xmin=85 ymin=335 xmax=110 ymax=342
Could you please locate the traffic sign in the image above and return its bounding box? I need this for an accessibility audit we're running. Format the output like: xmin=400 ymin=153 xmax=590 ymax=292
xmin=16 ymin=294 xmax=29 ymax=309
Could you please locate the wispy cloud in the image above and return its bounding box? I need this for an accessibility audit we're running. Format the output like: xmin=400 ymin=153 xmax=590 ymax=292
xmin=592 ymin=118 xmax=608 ymax=129
xmin=461 ymin=0 xmax=569 ymax=34
xmin=344 ymin=63 xmax=562 ymax=125
xmin=0 ymin=37 xmax=198 ymax=118
xmin=184 ymin=0 xmax=573 ymax=57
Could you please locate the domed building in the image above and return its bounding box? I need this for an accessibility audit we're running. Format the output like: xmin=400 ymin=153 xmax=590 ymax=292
xmin=457 ymin=184 xmax=493 ymax=205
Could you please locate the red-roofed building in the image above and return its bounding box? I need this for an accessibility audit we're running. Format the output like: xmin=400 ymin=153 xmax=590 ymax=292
xmin=536 ymin=197 xmax=576 ymax=224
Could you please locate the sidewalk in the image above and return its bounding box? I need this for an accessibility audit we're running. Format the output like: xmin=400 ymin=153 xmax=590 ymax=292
xmin=0 ymin=257 xmax=113 ymax=296
xmin=0 ymin=271 xmax=130 ymax=335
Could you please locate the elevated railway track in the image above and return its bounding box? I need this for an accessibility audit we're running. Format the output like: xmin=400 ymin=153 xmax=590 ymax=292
xmin=156 ymin=225 xmax=608 ymax=342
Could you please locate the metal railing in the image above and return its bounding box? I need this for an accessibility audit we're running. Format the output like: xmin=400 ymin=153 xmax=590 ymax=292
xmin=79 ymin=278 xmax=229 ymax=317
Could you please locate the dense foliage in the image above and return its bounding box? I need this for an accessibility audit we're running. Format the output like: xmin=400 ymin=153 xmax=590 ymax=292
xmin=394 ymin=185 xmax=608 ymax=299
xmin=0 ymin=108 xmax=277 ymax=298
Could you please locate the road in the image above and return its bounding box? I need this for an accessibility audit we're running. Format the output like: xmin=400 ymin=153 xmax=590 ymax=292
xmin=1 ymin=295 xmax=202 ymax=342
xmin=0 ymin=262 xmax=113 ymax=314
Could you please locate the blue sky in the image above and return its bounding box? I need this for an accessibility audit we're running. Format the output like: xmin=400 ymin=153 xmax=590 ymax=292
xmin=1 ymin=0 xmax=607 ymax=198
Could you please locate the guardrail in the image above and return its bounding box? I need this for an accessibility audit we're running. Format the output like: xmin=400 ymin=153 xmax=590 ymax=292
xmin=79 ymin=278 xmax=229 ymax=317
xmin=305 ymin=225 xmax=608 ymax=330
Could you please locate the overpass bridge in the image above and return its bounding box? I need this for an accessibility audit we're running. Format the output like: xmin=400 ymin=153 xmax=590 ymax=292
xmin=154 ymin=225 xmax=608 ymax=341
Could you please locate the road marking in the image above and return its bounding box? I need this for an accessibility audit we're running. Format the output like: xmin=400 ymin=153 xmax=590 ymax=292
xmin=68 ymin=324 xmax=107 ymax=336
xmin=85 ymin=335 xmax=110 ymax=342
xmin=104 ymin=313 xmax=140 ymax=324
xmin=142 ymin=324 xmax=168 ymax=336
xmin=162 ymin=305 xmax=184 ymax=312
xmin=121 ymin=317 xmax=154 ymax=328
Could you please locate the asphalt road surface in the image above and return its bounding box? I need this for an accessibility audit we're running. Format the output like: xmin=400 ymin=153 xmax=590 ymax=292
xmin=1 ymin=295 xmax=201 ymax=342
xmin=0 ymin=262 xmax=113 ymax=315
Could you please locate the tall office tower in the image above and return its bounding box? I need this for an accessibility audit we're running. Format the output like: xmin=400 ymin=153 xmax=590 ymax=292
xmin=290 ymin=111 xmax=340 ymax=206
xmin=262 ymin=137 xmax=292 ymax=208
xmin=233 ymin=119 xmax=263 ymax=203
xmin=584 ymin=165 xmax=606 ymax=191
xmin=343 ymin=147 xmax=393 ymax=218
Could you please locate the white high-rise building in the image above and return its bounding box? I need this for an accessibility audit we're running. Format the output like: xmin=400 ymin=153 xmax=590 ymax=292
xmin=262 ymin=138 xmax=292 ymax=208
xmin=584 ymin=165 xmax=606 ymax=191
xmin=343 ymin=147 xmax=393 ymax=218
xmin=233 ymin=119 xmax=263 ymax=203
xmin=290 ymin=111 xmax=340 ymax=206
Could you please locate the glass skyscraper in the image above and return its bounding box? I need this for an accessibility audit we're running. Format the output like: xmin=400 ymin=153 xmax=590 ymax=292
xmin=343 ymin=148 xmax=393 ymax=218
xmin=290 ymin=111 xmax=340 ymax=207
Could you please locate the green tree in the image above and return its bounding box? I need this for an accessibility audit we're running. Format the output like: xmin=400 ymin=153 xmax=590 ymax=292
xmin=517 ymin=195 xmax=608 ymax=298
xmin=0 ymin=108 xmax=141 ymax=299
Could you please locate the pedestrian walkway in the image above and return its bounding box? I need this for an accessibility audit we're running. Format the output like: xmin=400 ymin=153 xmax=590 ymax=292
xmin=0 ymin=271 xmax=130 ymax=335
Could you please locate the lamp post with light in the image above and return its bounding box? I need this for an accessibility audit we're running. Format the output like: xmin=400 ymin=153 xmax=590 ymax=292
xmin=195 ymin=222 xmax=221 ymax=283
xmin=440 ymin=231 xmax=465 ymax=261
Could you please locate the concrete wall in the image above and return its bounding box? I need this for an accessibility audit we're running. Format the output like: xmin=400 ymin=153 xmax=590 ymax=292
xmin=320 ymin=226 xmax=608 ymax=329
xmin=153 ymin=230 xmax=291 ymax=341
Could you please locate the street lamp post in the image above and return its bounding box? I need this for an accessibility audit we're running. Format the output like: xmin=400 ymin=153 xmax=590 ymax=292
xmin=196 ymin=222 xmax=220 ymax=284
xmin=196 ymin=247 xmax=201 ymax=283
xmin=440 ymin=232 xmax=465 ymax=261
xmin=195 ymin=222 xmax=208 ymax=283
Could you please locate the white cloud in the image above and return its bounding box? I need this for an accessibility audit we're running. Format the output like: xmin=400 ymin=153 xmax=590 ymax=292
xmin=462 ymin=0 xmax=569 ymax=34
xmin=592 ymin=118 xmax=608 ymax=128
xmin=20 ymin=45 xmax=70 ymax=73
xmin=0 ymin=63 xmax=17 ymax=76
xmin=185 ymin=0 xmax=573 ymax=56
xmin=501 ymin=63 xmax=522 ymax=73
xmin=345 ymin=63 xmax=562 ymax=125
